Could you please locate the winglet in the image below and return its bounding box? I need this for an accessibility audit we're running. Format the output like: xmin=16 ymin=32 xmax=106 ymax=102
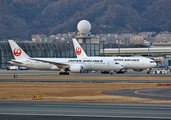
xmin=72 ymin=38 xmax=87 ymax=58
xmin=8 ymin=40 xmax=30 ymax=60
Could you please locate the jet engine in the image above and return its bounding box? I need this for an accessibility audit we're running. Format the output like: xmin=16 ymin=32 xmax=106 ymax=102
xmin=133 ymin=69 xmax=143 ymax=72
xmin=69 ymin=65 xmax=83 ymax=73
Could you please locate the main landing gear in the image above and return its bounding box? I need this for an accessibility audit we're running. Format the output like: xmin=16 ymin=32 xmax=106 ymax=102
xmin=101 ymin=71 xmax=109 ymax=74
xmin=101 ymin=71 xmax=113 ymax=75
xmin=59 ymin=72 xmax=69 ymax=75
xmin=116 ymin=70 xmax=125 ymax=74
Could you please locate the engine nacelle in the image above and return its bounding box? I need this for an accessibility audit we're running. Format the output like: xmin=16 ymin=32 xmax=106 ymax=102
xmin=133 ymin=69 xmax=143 ymax=72
xmin=69 ymin=65 xmax=83 ymax=73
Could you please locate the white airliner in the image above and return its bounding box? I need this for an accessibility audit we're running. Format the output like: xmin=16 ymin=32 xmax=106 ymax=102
xmin=8 ymin=40 xmax=60 ymax=71
xmin=72 ymin=38 xmax=157 ymax=74
xmin=8 ymin=40 xmax=123 ymax=75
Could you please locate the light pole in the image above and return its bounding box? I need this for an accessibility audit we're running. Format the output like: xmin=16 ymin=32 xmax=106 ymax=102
xmin=118 ymin=39 xmax=120 ymax=56
xmin=148 ymin=41 xmax=149 ymax=58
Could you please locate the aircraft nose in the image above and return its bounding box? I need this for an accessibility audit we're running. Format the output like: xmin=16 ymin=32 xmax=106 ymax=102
xmin=151 ymin=62 xmax=157 ymax=68
xmin=154 ymin=62 xmax=157 ymax=67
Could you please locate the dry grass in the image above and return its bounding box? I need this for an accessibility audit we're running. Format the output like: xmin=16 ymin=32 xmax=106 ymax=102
xmin=0 ymin=82 xmax=171 ymax=103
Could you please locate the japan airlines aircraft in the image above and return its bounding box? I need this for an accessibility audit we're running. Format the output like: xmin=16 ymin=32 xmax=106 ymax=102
xmin=8 ymin=40 xmax=60 ymax=71
xmin=8 ymin=40 xmax=122 ymax=75
xmin=73 ymin=38 xmax=157 ymax=74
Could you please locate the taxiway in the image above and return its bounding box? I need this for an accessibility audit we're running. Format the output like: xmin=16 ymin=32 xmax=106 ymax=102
xmin=0 ymin=101 xmax=171 ymax=120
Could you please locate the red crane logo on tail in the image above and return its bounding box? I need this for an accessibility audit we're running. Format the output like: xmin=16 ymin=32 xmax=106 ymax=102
xmin=76 ymin=47 xmax=81 ymax=55
xmin=13 ymin=48 xmax=22 ymax=56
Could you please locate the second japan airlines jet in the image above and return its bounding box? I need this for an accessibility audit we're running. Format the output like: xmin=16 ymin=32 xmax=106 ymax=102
xmin=8 ymin=40 xmax=122 ymax=75
xmin=73 ymin=38 xmax=157 ymax=74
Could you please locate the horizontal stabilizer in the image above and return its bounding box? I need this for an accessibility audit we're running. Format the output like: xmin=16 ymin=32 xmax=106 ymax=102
xmin=9 ymin=59 xmax=23 ymax=64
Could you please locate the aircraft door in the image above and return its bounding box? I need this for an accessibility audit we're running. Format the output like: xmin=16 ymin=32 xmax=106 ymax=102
xmin=25 ymin=60 xmax=32 ymax=69
xmin=127 ymin=62 xmax=130 ymax=66
xmin=30 ymin=61 xmax=33 ymax=69
xmin=107 ymin=61 xmax=110 ymax=67
xmin=142 ymin=60 xmax=145 ymax=66
xmin=88 ymin=62 xmax=92 ymax=69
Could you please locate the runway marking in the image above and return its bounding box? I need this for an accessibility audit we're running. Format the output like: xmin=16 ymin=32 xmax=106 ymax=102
xmin=33 ymin=105 xmax=171 ymax=110
xmin=0 ymin=113 xmax=171 ymax=119
xmin=134 ymin=88 xmax=171 ymax=98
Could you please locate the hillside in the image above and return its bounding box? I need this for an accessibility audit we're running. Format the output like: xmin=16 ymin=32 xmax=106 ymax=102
xmin=0 ymin=0 xmax=171 ymax=40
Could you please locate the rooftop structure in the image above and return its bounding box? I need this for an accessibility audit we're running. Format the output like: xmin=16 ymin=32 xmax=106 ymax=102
xmin=76 ymin=20 xmax=92 ymax=43
xmin=100 ymin=47 xmax=171 ymax=57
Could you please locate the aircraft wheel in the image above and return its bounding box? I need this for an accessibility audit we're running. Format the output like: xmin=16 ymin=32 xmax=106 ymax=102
xmin=59 ymin=72 xmax=63 ymax=75
xmin=59 ymin=72 xmax=69 ymax=75
xmin=116 ymin=71 xmax=124 ymax=74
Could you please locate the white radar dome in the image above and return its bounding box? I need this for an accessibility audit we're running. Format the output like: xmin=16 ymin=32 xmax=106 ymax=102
xmin=77 ymin=20 xmax=91 ymax=33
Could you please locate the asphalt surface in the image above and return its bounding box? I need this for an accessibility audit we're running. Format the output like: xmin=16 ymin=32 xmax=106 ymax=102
xmin=1 ymin=69 xmax=171 ymax=83
xmin=104 ymin=88 xmax=171 ymax=100
xmin=1 ymin=69 xmax=171 ymax=77
xmin=0 ymin=101 xmax=171 ymax=120
xmin=1 ymin=78 xmax=171 ymax=83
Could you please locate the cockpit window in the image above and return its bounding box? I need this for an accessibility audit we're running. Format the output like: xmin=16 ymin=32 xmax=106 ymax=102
xmin=115 ymin=62 xmax=119 ymax=64
xmin=150 ymin=61 xmax=155 ymax=63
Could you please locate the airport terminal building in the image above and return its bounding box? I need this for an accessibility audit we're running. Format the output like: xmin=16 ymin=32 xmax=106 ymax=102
xmin=0 ymin=41 xmax=103 ymax=69
xmin=100 ymin=47 xmax=171 ymax=57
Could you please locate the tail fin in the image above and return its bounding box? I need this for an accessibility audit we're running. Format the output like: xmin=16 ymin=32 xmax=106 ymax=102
xmin=72 ymin=38 xmax=87 ymax=58
xmin=8 ymin=40 xmax=30 ymax=60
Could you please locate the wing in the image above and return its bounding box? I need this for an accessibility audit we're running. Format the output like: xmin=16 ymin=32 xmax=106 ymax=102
xmin=30 ymin=58 xmax=70 ymax=69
